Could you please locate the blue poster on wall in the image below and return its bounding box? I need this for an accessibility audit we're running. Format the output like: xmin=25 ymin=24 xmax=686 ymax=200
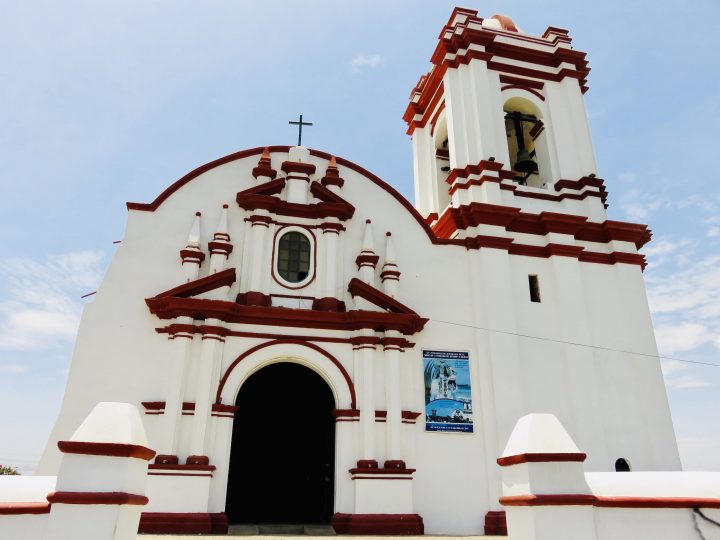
xmin=423 ymin=350 xmax=473 ymax=433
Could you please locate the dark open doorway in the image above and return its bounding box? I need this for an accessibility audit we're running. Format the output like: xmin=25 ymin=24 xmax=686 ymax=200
xmin=225 ymin=362 xmax=336 ymax=525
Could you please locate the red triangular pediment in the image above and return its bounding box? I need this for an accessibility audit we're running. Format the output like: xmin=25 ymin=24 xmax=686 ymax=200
xmin=347 ymin=278 xmax=418 ymax=315
xmin=236 ymin=178 xmax=286 ymax=197
xmin=309 ymin=181 xmax=350 ymax=205
xmin=153 ymin=268 xmax=236 ymax=299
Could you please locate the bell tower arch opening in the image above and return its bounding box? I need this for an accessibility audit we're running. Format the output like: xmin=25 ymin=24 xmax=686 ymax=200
xmin=503 ymin=97 xmax=552 ymax=189
xmin=225 ymin=362 xmax=336 ymax=526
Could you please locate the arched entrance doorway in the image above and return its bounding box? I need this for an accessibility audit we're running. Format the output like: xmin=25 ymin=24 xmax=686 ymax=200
xmin=225 ymin=362 xmax=336 ymax=525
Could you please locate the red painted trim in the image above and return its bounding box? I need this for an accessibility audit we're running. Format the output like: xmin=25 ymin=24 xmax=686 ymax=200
xmin=424 ymin=212 xmax=439 ymax=225
xmin=126 ymin=147 xmax=280 ymax=210
xmin=333 ymin=408 xmax=360 ymax=418
xmin=252 ymin=148 xmax=277 ymax=180
xmin=320 ymin=222 xmax=345 ymax=233
xmin=186 ymin=455 xmax=209 ymax=466
xmin=139 ymin=512 xmax=228 ymax=534
xmin=429 ymin=101 xmax=446 ymax=136
xmin=270 ymin=225 xmax=317 ymax=290
xmin=208 ymin=240 xmax=233 ymax=255
xmin=332 ymin=513 xmax=424 ymax=535
xmin=148 ymin=463 xmax=216 ymax=472
xmin=281 ymin=161 xmax=316 ymax=175
xmin=148 ymin=472 xmax=213 ymax=477
xmin=500 ymin=74 xmax=545 ymax=89
xmin=347 ymin=278 xmax=424 ymax=317
xmin=501 ymin=84 xmax=545 ymax=101
xmin=236 ymin=291 xmax=272 ymax=307
xmin=321 ymin=162 xmax=345 ymax=188
xmin=312 ymin=297 xmax=347 ymax=312
xmin=47 ymin=491 xmax=148 ymax=506
xmin=500 ymin=494 xmax=720 ymax=509
xmin=180 ymin=248 xmax=205 ymax=263
xmin=594 ymin=496 xmax=720 ymax=509
xmin=154 ymin=454 xmax=179 ymax=465
xmin=349 ymin=467 xmax=416 ymax=475
xmin=355 ymin=253 xmax=380 ymax=269
xmin=155 ymin=268 xmax=236 ymax=299
xmin=212 ymin=403 xmax=239 ymax=414
xmin=0 ymin=502 xmax=51 ymax=515
xmin=57 ymin=441 xmax=156 ymax=461
xmin=141 ymin=401 xmax=165 ymax=411
xmin=497 ymin=452 xmax=587 ymax=466
xmin=484 ymin=510 xmax=507 ymax=536
xmin=216 ymin=339 xmax=357 ymax=408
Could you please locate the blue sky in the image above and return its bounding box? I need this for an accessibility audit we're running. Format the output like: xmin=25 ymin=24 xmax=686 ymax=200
xmin=1 ymin=0 xmax=719 ymax=473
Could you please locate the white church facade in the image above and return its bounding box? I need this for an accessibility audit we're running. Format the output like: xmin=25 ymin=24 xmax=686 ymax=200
xmin=37 ymin=7 xmax=681 ymax=536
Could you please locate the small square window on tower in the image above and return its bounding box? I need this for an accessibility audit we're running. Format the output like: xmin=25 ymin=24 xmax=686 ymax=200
xmin=528 ymin=275 xmax=541 ymax=303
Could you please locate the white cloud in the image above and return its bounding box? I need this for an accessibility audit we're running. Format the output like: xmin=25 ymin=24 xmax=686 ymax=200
xmin=708 ymin=226 xmax=720 ymax=238
xmin=661 ymin=359 xmax=712 ymax=390
xmin=618 ymin=171 xmax=637 ymax=183
xmin=350 ymin=53 xmax=384 ymax=73
xmin=655 ymin=323 xmax=712 ymax=355
xmin=0 ymin=251 xmax=105 ymax=352
xmin=0 ymin=363 xmax=29 ymax=374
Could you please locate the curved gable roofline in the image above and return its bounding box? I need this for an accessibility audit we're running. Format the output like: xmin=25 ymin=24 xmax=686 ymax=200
xmin=126 ymin=145 xmax=457 ymax=246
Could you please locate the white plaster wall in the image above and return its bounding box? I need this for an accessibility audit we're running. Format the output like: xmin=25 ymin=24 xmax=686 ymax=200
xmin=37 ymin=149 xmax=678 ymax=535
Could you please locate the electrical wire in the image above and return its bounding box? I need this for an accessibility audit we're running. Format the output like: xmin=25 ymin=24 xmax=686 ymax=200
xmin=431 ymin=318 xmax=720 ymax=369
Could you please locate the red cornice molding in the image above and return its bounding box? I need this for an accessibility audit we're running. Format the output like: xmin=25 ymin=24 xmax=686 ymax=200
xmin=281 ymin=161 xmax=316 ymax=175
xmin=47 ymin=491 xmax=149 ymax=506
xmin=500 ymin=494 xmax=720 ymax=509
xmin=434 ymin=202 xmax=651 ymax=249
xmin=146 ymin=296 xmax=427 ymax=335
xmin=405 ymin=15 xmax=588 ymax=133
xmin=497 ymin=452 xmax=587 ymax=467
xmin=57 ymin=441 xmax=156 ymax=461
xmin=0 ymin=502 xmax=51 ymax=515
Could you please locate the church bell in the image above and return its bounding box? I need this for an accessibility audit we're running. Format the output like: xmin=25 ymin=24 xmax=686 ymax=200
xmin=507 ymin=112 xmax=538 ymax=175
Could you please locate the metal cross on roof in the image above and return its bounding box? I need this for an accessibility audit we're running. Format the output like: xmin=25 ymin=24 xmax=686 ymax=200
xmin=289 ymin=114 xmax=313 ymax=146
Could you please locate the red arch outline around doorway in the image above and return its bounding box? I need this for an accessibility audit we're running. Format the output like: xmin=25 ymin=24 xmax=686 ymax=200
xmin=215 ymin=339 xmax=356 ymax=409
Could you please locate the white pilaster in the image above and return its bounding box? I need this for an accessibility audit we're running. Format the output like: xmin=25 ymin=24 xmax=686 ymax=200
xmin=383 ymin=331 xmax=403 ymax=462
xmin=158 ymin=319 xmax=194 ymax=461
xmin=188 ymin=320 xmax=225 ymax=459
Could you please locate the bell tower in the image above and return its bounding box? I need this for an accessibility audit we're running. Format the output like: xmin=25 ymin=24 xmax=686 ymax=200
xmin=406 ymin=8 xmax=602 ymax=224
